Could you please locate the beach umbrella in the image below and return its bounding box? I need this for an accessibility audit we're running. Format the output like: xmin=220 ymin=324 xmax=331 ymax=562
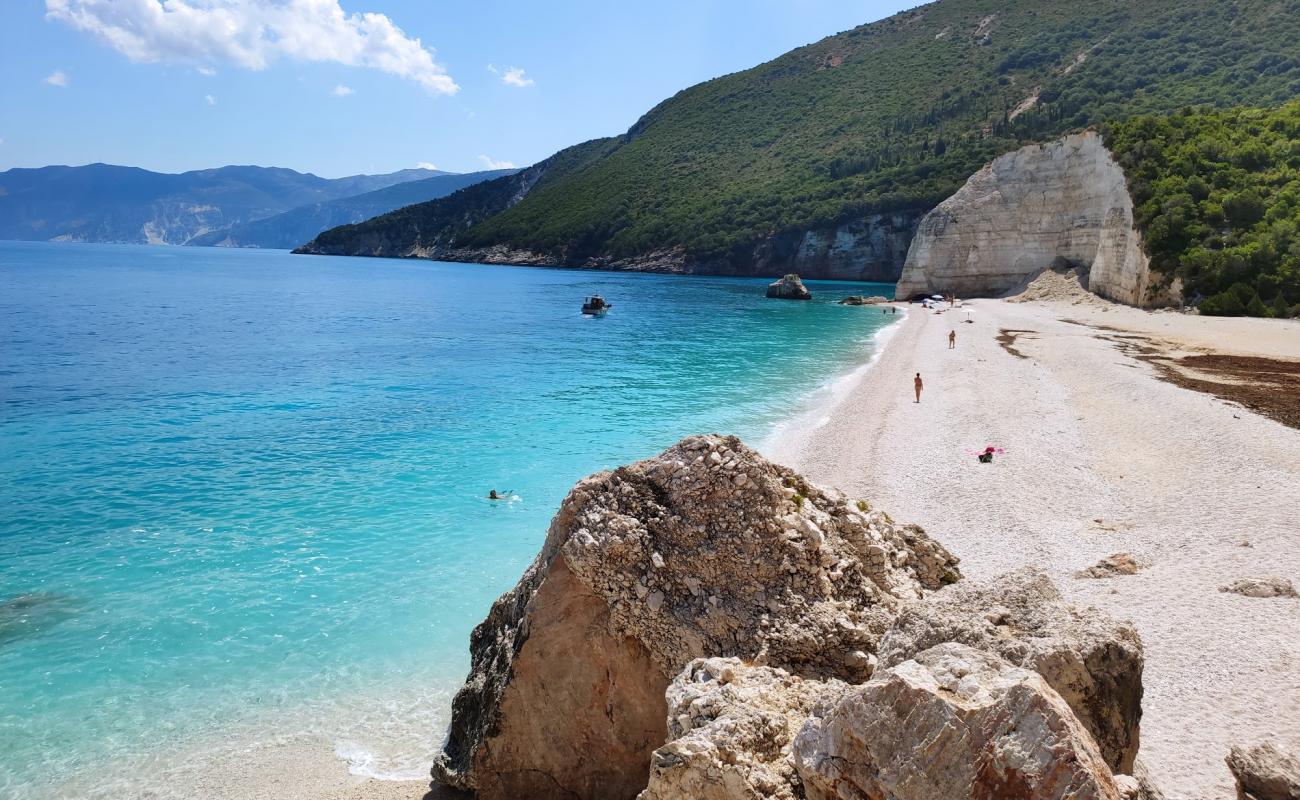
xmin=930 ymin=294 xmax=944 ymax=300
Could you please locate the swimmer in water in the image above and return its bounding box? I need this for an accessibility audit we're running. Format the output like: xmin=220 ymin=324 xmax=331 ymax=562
xmin=488 ymin=489 xmax=512 ymax=500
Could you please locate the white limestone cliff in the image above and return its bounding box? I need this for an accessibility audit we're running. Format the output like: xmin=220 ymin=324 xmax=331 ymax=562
xmin=894 ymin=132 xmax=1180 ymax=307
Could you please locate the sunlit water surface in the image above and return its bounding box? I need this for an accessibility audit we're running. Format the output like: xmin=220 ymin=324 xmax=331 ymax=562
xmin=0 ymin=241 xmax=898 ymax=797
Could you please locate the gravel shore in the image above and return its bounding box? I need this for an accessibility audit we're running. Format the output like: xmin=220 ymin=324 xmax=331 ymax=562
xmin=777 ymin=297 xmax=1300 ymax=799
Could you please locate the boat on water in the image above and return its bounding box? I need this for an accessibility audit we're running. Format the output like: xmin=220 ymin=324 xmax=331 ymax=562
xmin=582 ymin=295 xmax=612 ymax=315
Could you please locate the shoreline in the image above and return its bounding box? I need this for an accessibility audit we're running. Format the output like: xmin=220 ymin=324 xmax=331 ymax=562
xmin=785 ymin=296 xmax=1300 ymax=799
xmin=39 ymin=295 xmax=1298 ymax=800
xmin=761 ymin=303 xmax=909 ymax=464
xmin=32 ymin=293 xmax=907 ymax=800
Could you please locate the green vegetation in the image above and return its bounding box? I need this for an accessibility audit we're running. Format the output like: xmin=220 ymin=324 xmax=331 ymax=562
xmin=308 ymin=0 xmax=1300 ymax=276
xmin=305 ymin=140 xmax=613 ymax=255
xmin=1105 ymin=102 xmax=1300 ymax=317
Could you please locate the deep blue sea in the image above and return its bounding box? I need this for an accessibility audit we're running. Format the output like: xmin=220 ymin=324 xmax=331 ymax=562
xmin=0 ymin=241 xmax=898 ymax=798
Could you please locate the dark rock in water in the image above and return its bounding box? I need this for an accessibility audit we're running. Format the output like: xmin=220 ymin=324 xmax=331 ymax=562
xmin=0 ymin=592 xmax=82 ymax=646
xmin=839 ymin=295 xmax=890 ymax=306
xmin=1226 ymin=742 xmax=1300 ymax=800
xmin=766 ymin=274 xmax=812 ymax=300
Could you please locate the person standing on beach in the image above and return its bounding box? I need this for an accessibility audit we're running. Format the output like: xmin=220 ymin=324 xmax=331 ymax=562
xmin=948 ymin=330 xmax=956 ymax=349
xmin=914 ymin=373 xmax=923 ymax=403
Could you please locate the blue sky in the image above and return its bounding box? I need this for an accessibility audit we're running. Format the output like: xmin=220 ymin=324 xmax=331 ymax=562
xmin=0 ymin=1 xmax=913 ymax=178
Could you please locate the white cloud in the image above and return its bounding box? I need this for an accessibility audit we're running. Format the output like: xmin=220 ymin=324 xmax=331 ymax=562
xmin=205 ymin=93 xmax=216 ymax=105
xmin=416 ymin=161 xmax=438 ymax=170
xmin=485 ymin=63 xmax=498 ymax=74
xmin=45 ymin=0 xmax=458 ymax=95
xmin=195 ymin=65 xmax=216 ymax=76
xmin=500 ymin=66 xmax=533 ymax=88
xmin=45 ymin=69 xmax=69 ymax=87
xmin=331 ymin=84 xmax=354 ymax=97
xmin=478 ymin=155 xmax=516 ymax=170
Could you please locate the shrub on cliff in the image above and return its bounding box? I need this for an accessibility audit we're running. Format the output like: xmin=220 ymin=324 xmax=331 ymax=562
xmin=1105 ymin=100 xmax=1300 ymax=314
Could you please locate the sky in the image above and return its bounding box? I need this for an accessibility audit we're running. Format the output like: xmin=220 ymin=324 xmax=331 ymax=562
xmin=0 ymin=0 xmax=915 ymax=178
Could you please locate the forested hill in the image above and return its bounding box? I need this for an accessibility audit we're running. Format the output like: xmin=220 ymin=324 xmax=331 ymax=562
xmin=1104 ymin=101 xmax=1300 ymax=318
xmin=300 ymin=0 xmax=1300 ymax=280
xmin=187 ymin=169 xmax=516 ymax=249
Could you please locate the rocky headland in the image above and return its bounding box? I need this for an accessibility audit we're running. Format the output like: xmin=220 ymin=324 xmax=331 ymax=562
xmin=894 ymin=131 xmax=1180 ymax=308
xmin=431 ymin=434 xmax=1160 ymax=799
xmin=298 ymin=214 xmax=920 ymax=283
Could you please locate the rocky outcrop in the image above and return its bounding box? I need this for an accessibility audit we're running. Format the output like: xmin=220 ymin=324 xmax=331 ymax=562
xmin=640 ymin=658 xmax=845 ymax=800
xmin=433 ymin=435 xmax=960 ymax=799
xmin=766 ymin=274 xmax=812 ymax=300
xmin=792 ymin=642 xmax=1124 ymax=800
xmin=302 ymin=209 xmax=923 ymax=282
xmin=876 ymin=567 xmax=1144 ymax=773
xmin=1078 ymin=552 xmax=1144 ymax=579
xmin=895 ymin=131 xmax=1180 ymax=308
xmin=1226 ymin=743 xmax=1300 ymax=800
xmin=1220 ymin=578 xmax=1299 ymax=599
xmin=838 ymin=295 xmax=891 ymax=306
xmin=753 ymin=212 xmax=923 ymax=282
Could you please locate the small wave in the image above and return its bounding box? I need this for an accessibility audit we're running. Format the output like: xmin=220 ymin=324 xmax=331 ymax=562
xmin=760 ymin=309 xmax=907 ymax=461
xmin=334 ymin=739 xmax=430 ymax=782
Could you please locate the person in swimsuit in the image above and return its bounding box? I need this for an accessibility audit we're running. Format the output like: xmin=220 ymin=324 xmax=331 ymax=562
xmin=914 ymin=373 xmax=923 ymax=403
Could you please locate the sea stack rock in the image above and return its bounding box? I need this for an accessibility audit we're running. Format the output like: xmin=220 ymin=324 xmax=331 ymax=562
xmin=894 ymin=131 xmax=1180 ymax=307
xmin=792 ymin=643 xmax=1125 ymax=800
xmin=432 ymin=434 xmax=960 ymax=800
xmin=766 ymin=274 xmax=812 ymax=300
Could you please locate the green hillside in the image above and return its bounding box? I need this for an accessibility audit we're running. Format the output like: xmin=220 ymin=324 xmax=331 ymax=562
xmin=304 ymin=0 xmax=1300 ymax=276
xmin=1105 ymin=101 xmax=1300 ymax=317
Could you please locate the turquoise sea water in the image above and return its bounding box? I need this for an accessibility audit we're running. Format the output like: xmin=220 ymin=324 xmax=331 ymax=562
xmin=0 ymin=241 xmax=898 ymax=798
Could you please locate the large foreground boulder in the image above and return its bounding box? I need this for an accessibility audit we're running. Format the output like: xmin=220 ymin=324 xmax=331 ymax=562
xmin=792 ymin=643 xmax=1124 ymax=800
xmin=877 ymin=567 xmax=1144 ymax=773
xmin=639 ymin=658 xmax=845 ymax=800
xmin=432 ymin=434 xmax=960 ymax=799
xmin=1226 ymin=743 xmax=1300 ymax=800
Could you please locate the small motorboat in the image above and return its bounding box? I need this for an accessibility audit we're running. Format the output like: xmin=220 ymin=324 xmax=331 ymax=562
xmin=581 ymin=295 xmax=612 ymax=315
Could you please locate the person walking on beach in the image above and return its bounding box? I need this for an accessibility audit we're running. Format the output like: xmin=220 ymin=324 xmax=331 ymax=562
xmin=948 ymin=330 xmax=956 ymax=349
xmin=914 ymin=373 xmax=923 ymax=403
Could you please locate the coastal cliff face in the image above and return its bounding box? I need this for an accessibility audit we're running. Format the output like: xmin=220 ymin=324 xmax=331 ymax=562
xmin=316 ymin=211 xmax=922 ymax=282
xmin=895 ymin=132 xmax=1180 ymax=307
xmin=434 ymin=435 xmax=1154 ymax=800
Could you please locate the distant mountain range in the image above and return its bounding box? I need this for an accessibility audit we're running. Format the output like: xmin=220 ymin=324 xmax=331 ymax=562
xmin=299 ymin=0 xmax=1300 ymax=281
xmin=0 ymin=163 xmax=509 ymax=248
xmin=187 ymin=169 xmax=517 ymax=249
